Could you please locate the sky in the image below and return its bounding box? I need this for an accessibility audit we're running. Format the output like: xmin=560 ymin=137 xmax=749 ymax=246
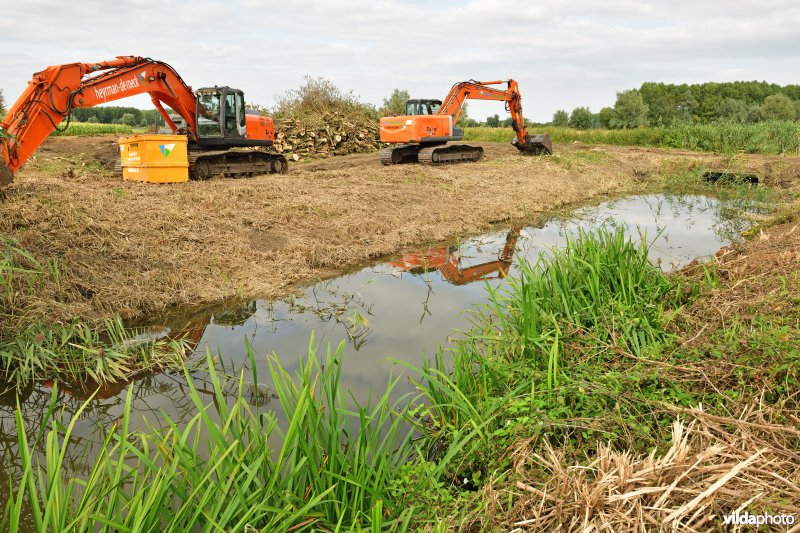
xmin=1 ymin=0 xmax=798 ymax=122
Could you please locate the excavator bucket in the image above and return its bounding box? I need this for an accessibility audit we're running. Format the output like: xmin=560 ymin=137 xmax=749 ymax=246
xmin=514 ymin=133 xmax=552 ymax=155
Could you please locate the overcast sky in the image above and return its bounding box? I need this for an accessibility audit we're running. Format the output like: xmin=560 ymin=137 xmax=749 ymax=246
xmin=1 ymin=0 xmax=798 ymax=122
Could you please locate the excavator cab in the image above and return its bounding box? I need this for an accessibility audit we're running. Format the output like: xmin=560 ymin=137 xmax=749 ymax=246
xmin=196 ymin=87 xmax=246 ymax=141
xmin=404 ymin=99 xmax=442 ymax=116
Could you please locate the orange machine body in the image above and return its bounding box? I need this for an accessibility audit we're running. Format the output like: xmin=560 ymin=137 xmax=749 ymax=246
xmin=380 ymin=115 xmax=454 ymax=144
xmin=245 ymin=114 xmax=275 ymax=142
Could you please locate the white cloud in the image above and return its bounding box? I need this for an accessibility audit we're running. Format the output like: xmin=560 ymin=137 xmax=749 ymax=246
xmin=1 ymin=0 xmax=797 ymax=121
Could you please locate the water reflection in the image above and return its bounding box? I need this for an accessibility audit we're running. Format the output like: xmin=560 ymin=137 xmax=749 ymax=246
xmin=388 ymin=227 xmax=520 ymax=285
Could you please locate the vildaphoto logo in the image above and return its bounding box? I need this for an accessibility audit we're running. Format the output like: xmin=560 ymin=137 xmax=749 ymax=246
xmin=159 ymin=144 xmax=176 ymax=158
xmin=722 ymin=512 xmax=795 ymax=526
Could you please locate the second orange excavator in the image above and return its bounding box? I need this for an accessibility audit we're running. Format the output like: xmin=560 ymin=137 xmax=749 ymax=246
xmin=379 ymin=79 xmax=551 ymax=165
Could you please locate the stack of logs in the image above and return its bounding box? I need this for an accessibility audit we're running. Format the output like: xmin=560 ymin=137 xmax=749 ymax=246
xmin=272 ymin=113 xmax=380 ymax=161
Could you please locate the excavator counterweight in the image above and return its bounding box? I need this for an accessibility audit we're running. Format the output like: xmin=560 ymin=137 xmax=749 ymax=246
xmin=379 ymin=79 xmax=551 ymax=165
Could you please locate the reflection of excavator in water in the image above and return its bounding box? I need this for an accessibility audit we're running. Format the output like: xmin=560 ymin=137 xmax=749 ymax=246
xmin=388 ymin=228 xmax=521 ymax=285
xmin=379 ymin=79 xmax=552 ymax=165
xmin=0 ymin=56 xmax=287 ymax=186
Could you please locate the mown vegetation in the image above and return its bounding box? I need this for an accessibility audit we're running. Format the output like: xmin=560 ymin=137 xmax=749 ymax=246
xmin=465 ymin=120 xmax=800 ymax=155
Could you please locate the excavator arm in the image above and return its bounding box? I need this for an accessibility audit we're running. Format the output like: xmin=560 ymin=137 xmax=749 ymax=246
xmin=437 ymin=79 xmax=551 ymax=155
xmin=0 ymin=56 xmax=198 ymax=186
xmin=439 ymin=80 xmax=525 ymax=139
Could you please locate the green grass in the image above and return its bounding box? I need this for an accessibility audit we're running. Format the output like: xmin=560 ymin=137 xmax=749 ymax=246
xmin=486 ymin=226 xmax=680 ymax=359
xmin=465 ymin=120 xmax=800 ymax=154
xmin=1 ymin=239 xmax=187 ymax=391
xmin=0 ymin=317 xmax=188 ymax=390
xmin=50 ymin=122 xmax=144 ymax=137
xmin=405 ymin=220 xmax=799 ymax=526
xmin=2 ymin=342 xmax=476 ymax=532
xmin=409 ymin=227 xmax=690 ymax=462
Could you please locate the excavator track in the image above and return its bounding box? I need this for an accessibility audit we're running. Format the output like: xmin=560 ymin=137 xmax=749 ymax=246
xmin=188 ymin=148 xmax=288 ymax=180
xmin=379 ymin=144 xmax=422 ymax=165
xmin=418 ymin=144 xmax=484 ymax=165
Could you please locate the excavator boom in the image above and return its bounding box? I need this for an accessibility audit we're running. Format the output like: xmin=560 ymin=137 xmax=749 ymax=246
xmin=379 ymin=79 xmax=551 ymax=165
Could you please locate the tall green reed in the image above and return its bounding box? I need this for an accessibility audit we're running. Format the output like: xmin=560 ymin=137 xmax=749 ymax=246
xmin=3 ymin=340 xmax=469 ymax=532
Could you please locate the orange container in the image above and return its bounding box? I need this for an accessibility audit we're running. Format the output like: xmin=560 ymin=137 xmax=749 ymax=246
xmin=119 ymin=134 xmax=189 ymax=183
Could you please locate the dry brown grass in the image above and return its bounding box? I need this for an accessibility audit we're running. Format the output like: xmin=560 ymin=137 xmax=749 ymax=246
xmin=496 ymin=407 xmax=800 ymax=531
xmin=676 ymin=206 xmax=800 ymax=347
xmin=1 ymin=137 xmax=797 ymax=327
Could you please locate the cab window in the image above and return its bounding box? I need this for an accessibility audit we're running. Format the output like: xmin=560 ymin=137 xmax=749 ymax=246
xmin=198 ymin=92 xmax=222 ymax=137
xmin=236 ymin=92 xmax=246 ymax=129
xmin=225 ymin=93 xmax=238 ymax=134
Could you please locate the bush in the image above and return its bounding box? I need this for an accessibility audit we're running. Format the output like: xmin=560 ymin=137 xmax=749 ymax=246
xmin=272 ymin=76 xmax=378 ymax=126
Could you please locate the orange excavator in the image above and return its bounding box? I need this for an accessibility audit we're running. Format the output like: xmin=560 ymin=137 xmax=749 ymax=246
xmin=379 ymin=80 xmax=551 ymax=165
xmin=388 ymin=227 xmax=521 ymax=285
xmin=0 ymin=56 xmax=287 ymax=186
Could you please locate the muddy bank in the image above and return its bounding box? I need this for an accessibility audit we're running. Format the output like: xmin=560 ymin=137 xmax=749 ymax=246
xmin=2 ymin=136 xmax=798 ymax=325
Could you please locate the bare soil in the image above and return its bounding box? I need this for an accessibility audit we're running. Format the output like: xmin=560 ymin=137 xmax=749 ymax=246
xmin=2 ymin=136 xmax=798 ymax=325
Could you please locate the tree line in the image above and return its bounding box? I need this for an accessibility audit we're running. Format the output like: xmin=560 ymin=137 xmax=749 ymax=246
xmin=4 ymin=80 xmax=798 ymax=130
xmin=69 ymin=107 xmax=165 ymax=127
xmin=551 ymin=81 xmax=800 ymax=130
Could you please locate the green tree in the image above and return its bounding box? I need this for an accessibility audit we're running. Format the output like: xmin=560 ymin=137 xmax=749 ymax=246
xmin=596 ymin=107 xmax=615 ymax=129
xmin=485 ymin=113 xmax=501 ymax=127
xmin=640 ymin=82 xmax=676 ymax=126
xmin=760 ymin=94 xmax=796 ymax=120
xmin=611 ymin=90 xmax=649 ymax=128
xmin=552 ymin=109 xmax=569 ymax=126
xmin=746 ymin=105 xmax=763 ymax=123
xmin=455 ymin=103 xmax=470 ymax=128
xmin=569 ymin=107 xmax=593 ymax=130
xmin=716 ymin=98 xmax=748 ymax=123
xmin=86 ymin=115 xmax=99 ymax=123
xmin=380 ymin=89 xmax=410 ymax=116
xmin=676 ymin=90 xmax=699 ymax=122
xmin=0 ymin=89 xmax=5 ymax=116
xmin=119 ymin=113 xmax=137 ymax=126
